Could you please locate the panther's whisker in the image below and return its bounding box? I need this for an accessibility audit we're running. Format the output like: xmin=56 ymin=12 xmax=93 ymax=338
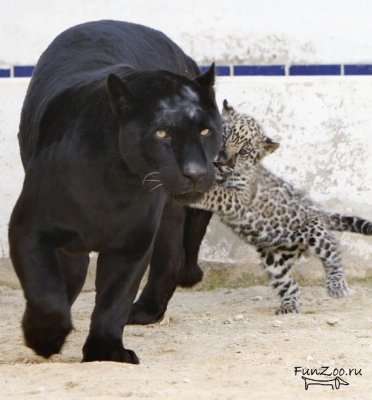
xmin=149 ymin=183 xmax=163 ymax=192
xmin=142 ymin=172 xmax=160 ymax=185
xmin=143 ymin=179 xmax=161 ymax=183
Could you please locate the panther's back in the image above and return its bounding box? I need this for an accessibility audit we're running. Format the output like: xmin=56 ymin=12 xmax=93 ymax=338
xmin=18 ymin=20 xmax=200 ymax=167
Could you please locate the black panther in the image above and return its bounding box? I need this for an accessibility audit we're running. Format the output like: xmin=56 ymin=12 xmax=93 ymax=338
xmin=9 ymin=20 xmax=221 ymax=363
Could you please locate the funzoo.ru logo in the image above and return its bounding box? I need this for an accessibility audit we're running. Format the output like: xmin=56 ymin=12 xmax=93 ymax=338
xmin=294 ymin=366 xmax=362 ymax=390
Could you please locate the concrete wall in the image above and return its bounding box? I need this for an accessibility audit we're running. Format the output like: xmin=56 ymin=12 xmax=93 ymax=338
xmin=203 ymin=77 xmax=372 ymax=282
xmin=1 ymin=0 xmax=372 ymax=285
xmin=0 ymin=81 xmax=25 ymax=258
xmin=1 ymin=0 xmax=372 ymax=65
xmin=1 ymin=77 xmax=372 ymax=285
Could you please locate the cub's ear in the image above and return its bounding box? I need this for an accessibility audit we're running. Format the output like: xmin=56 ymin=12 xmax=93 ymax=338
xmin=222 ymin=99 xmax=235 ymax=116
xmin=261 ymin=138 xmax=280 ymax=155
xmin=195 ymin=63 xmax=216 ymax=88
xmin=107 ymin=74 xmax=134 ymax=113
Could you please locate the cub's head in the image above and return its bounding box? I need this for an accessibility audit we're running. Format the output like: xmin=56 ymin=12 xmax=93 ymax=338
xmin=217 ymin=100 xmax=279 ymax=171
xmin=107 ymin=65 xmax=222 ymax=203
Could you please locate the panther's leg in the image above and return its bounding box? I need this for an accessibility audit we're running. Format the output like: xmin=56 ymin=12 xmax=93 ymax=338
xmin=9 ymin=222 xmax=72 ymax=358
xmin=82 ymin=245 xmax=152 ymax=363
xmin=178 ymin=208 xmax=212 ymax=287
xmin=56 ymin=251 xmax=90 ymax=305
xmin=306 ymin=225 xmax=348 ymax=298
xmin=127 ymin=200 xmax=185 ymax=325
xmin=258 ymin=248 xmax=300 ymax=314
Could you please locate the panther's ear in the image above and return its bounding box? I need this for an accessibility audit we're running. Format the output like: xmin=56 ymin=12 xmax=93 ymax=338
xmin=195 ymin=63 xmax=216 ymax=88
xmin=107 ymin=74 xmax=134 ymax=113
xmin=261 ymin=138 xmax=280 ymax=156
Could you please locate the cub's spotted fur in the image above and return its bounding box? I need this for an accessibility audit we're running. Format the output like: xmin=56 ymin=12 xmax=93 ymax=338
xmin=192 ymin=101 xmax=372 ymax=314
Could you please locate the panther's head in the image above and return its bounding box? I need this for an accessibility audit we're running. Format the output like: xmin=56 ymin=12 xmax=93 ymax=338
xmin=107 ymin=65 xmax=222 ymax=203
xmin=217 ymin=100 xmax=279 ymax=171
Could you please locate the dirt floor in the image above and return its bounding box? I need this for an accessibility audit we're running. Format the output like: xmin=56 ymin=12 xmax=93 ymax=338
xmin=0 ymin=283 xmax=371 ymax=400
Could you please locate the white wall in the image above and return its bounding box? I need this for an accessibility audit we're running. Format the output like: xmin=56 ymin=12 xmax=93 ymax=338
xmin=1 ymin=0 xmax=372 ymax=277
xmin=204 ymin=77 xmax=372 ymax=273
xmin=1 ymin=77 xmax=372 ymax=275
xmin=1 ymin=0 xmax=372 ymax=65
xmin=0 ymin=81 xmax=25 ymax=257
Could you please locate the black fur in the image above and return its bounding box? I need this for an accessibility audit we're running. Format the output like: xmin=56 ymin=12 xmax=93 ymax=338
xmin=9 ymin=20 xmax=221 ymax=362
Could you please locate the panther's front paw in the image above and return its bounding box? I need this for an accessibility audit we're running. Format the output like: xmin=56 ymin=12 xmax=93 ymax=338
xmin=127 ymin=303 xmax=165 ymax=325
xmin=178 ymin=263 xmax=204 ymax=288
xmin=82 ymin=336 xmax=140 ymax=364
xmin=23 ymin=306 xmax=72 ymax=358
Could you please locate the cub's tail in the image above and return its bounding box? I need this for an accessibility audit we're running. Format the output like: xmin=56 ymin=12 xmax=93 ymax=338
xmin=326 ymin=213 xmax=372 ymax=235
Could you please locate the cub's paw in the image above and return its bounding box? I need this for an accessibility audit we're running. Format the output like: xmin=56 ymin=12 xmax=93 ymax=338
xmin=327 ymin=277 xmax=349 ymax=298
xmin=275 ymin=305 xmax=299 ymax=315
xmin=82 ymin=337 xmax=139 ymax=364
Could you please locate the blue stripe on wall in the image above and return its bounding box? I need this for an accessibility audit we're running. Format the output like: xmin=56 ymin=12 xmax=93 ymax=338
xmin=13 ymin=65 xmax=35 ymax=77
xmin=3 ymin=64 xmax=372 ymax=78
xmin=233 ymin=65 xmax=285 ymax=76
xmin=344 ymin=64 xmax=372 ymax=75
xmin=289 ymin=64 xmax=341 ymax=76
xmin=200 ymin=65 xmax=231 ymax=76
xmin=0 ymin=68 xmax=11 ymax=78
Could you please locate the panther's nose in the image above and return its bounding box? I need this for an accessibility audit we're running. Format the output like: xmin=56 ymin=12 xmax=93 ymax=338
xmin=182 ymin=161 xmax=208 ymax=183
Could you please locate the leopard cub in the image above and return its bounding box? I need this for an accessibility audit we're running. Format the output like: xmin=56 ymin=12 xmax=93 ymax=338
xmin=192 ymin=100 xmax=372 ymax=314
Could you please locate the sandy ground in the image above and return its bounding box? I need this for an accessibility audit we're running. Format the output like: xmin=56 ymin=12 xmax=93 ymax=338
xmin=0 ymin=283 xmax=371 ymax=400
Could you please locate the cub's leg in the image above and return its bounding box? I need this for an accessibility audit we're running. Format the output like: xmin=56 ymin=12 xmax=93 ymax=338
xmin=258 ymin=248 xmax=300 ymax=314
xmin=83 ymin=245 xmax=152 ymax=363
xmin=56 ymin=251 xmax=89 ymax=305
xmin=306 ymin=226 xmax=349 ymax=298
xmin=127 ymin=200 xmax=185 ymax=325
xmin=8 ymin=224 xmax=72 ymax=358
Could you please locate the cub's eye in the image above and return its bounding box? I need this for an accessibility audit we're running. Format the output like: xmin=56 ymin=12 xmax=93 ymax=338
xmin=155 ymin=130 xmax=168 ymax=139
xmin=200 ymin=128 xmax=210 ymax=136
xmin=239 ymin=148 xmax=249 ymax=155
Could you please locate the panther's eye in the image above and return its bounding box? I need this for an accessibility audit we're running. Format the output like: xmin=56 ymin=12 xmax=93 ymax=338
xmin=200 ymin=128 xmax=210 ymax=136
xmin=155 ymin=130 xmax=168 ymax=139
xmin=239 ymin=148 xmax=249 ymax=155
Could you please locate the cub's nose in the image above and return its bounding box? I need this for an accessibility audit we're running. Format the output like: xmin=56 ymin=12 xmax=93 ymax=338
xmin=182 ymin=161 xmax=208 ymax=183
xmin=216 ymin=150 xmax=228 ymax=165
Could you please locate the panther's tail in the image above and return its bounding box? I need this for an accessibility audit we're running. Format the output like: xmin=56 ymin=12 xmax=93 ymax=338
xmin=326 ymin=213 xmax=372 ymax=235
